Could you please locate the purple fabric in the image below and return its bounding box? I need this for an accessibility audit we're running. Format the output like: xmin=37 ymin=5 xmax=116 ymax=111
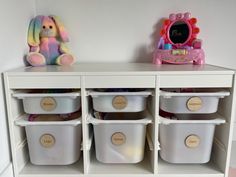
xmin=39 ymin=38 xmax=60 ymax=64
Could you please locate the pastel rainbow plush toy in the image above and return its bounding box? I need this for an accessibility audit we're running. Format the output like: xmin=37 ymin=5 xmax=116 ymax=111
xmin=27 ymin=15 xmax=75 ymax=66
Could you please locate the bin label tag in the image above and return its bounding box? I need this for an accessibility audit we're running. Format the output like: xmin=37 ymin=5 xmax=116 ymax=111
xmin=111 ymin=132 xmax=126 ymax=145
xmin=185 ymin=134 xmax=200 ymax=148
xmin=40 ymin=134 xmax=55 ymax=148
xmin=112 ymin=96 xmax=127 ymax=110
xmin=40 ymin=97 xmax=57 ymax=111
xmin=186 ymin=97 xmax=202 ymax=111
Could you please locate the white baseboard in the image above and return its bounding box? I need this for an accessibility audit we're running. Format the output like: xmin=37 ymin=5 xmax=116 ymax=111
xmin=231 ymin=141 xmax=236 ymax=167
xmin=233 ymin=123 xmax=236 ymax=141
xmin=0 ymin=163 xmax=13 ymax=177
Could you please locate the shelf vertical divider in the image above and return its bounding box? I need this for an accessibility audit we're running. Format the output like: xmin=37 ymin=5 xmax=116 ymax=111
xmin=81 ymin=76 xmax=90 ymax=174
xmin=223 ymin=74 xmax=236 ymax=177
xmin=155 ymin=75 xmax=160 ymax=174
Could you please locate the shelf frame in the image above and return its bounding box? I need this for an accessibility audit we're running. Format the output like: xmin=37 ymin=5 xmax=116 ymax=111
xmin=3 ymin=64 xmax=235 ymax=177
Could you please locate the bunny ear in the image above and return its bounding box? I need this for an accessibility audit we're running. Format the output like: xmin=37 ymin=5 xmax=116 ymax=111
xmin=50 ymin=15 xmax=69 ymax=42
xmin=27 ymin=16 xmax=43 ymax=46
xmin=27 ymin=18 xmax=37 ymax=46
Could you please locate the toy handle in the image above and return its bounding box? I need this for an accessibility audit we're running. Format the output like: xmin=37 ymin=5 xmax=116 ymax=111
xmin=157 ymin=37 xmax=165 ymax=49
xmin=192 ymin=39 xmax=202 ymax=49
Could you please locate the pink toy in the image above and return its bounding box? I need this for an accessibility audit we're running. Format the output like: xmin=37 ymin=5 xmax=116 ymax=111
xmin=27 ymin=15 xmax=75 ymax=66
xmin=153 ymin=12 xmax=205 ymax=65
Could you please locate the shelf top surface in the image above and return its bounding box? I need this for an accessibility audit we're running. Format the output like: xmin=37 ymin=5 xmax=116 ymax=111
xmin=4 ymin=63 xmax=235 ymax=76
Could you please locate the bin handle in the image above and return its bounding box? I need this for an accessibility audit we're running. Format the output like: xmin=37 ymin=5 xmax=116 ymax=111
xmin=88 ymin=90 xmax=153 ymax=97
xmin=88 ymin=113 xmax=152 ymax=125
xmin=159 ymin=116 xmax=225 ymax=125
xmin=13 ymin=92 xmax=80 ymax=99
xmin=15 ymin=114 xmax=82 ymax=126
xmin=159 ymin=90 xmax=230 ymax=98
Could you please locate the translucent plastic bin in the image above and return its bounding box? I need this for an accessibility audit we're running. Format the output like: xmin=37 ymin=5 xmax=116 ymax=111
xmin=13 ymin=91 xmax=81 ymax=114
xmin=160 ymin=89 xmax=229 ymax=113
xmin=89 ymin=90 xmax=152 ymax=112
xmin=159 ymin=114 xmax=225 ymax=164
xmin=15 ymin=115 xmax=82 ymax=165
xmin=89 ymin=112 xmax=152 ymax=163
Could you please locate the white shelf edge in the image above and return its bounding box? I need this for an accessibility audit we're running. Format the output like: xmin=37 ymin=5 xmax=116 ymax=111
xmin=15 ymin=114 xmax=82 ymax=126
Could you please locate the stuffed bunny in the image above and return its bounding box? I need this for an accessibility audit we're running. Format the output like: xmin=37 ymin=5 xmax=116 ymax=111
xmin=27 ymin=15 xmax=75 ymax=66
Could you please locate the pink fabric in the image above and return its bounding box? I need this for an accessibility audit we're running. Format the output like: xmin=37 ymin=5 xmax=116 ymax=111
xmin=27 ymin=53 xmax=45 ymax=66
xmin=229 ymin=168 xmax=236 ymax=177
xmin=39 ymin=38 xmax=60 ymax=64
xmin=56 ymin=54 xmax=74 ymax=65
xmin=40 ymin=38 xmax=58 ymax=52
xmin=59 ymin=31 xmax=69 ymax=42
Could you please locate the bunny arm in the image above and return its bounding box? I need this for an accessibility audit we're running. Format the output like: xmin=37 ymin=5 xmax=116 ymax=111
xmin=59 ymin=43 xmax=70 ymax=53
xmin=30 ymin=45 xmax=40 ymax=53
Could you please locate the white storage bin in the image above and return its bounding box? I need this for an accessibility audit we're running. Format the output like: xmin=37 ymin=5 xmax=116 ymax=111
xmin=89 ymin=90 xmax=152 ymax=112
xmin=13 ymin=91 xmax=81 ymax=114
xmin=15 ymin=115 xmax=82 ymax=165
xmin=159 ymin=114 xmax=225 ymax=164
xmin=160 ymin=89 xmax=229 ymax=113
xmin=89 ymin=112 xmax=152 ymax=163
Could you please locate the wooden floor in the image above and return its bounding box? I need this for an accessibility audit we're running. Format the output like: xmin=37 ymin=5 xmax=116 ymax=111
xmin=229 ymin=168 xmax=236 ymax=177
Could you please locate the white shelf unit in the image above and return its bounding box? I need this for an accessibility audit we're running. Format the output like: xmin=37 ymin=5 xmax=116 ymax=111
xmin=3 ymin=63 xmax=236 ymax=177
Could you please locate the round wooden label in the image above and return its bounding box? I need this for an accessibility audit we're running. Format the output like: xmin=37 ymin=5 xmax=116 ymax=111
xmin=40 ymin=97 xmax=57 ymax=111
xmin=40 ymin=134 xmax=55 ymax=148
xmin=112 ymin=96 xmax=128 ymax=110
xmin=186 ymin=97 xmax=202 ymax=112
xmin=185 ymin=135 xmax=200 ymax=148
xmin=111 ymin=132 xmax=126 ymax=146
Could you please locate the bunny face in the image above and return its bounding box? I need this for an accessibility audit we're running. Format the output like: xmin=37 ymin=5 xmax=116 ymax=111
xmin=40 ymin=17 xmax=57 ymax=38
xmin=28 ymin=15 xmax=69 ymax=47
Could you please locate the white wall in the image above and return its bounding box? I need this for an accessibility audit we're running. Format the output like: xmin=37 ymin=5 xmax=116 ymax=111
xmin=0 ymin=0 xmax=35 ymax=176
xmin=0 ymin=2 xmax=235 ymax=176
xmin=35 ymin=0 xmax=236 ymax=69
